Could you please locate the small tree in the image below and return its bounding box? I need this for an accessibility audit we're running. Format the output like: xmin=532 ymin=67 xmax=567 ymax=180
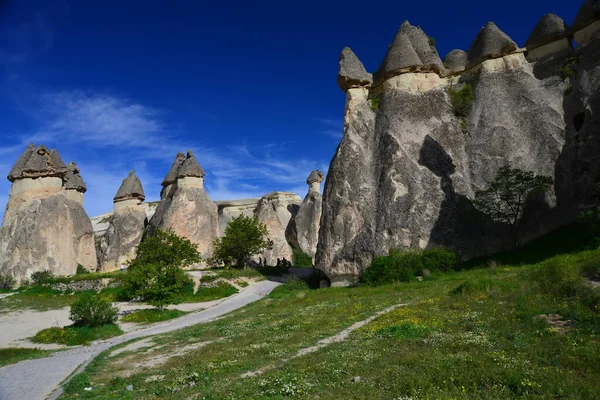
xmin=70 ymin=294 xmax=118 ymax=327
xmin=472 ymin=166 xmax=553 ymax=248
xmin=211 ymin=215 xmax=271 ymax=267
xmin=122 ymin=229 xmax=200 ymax=309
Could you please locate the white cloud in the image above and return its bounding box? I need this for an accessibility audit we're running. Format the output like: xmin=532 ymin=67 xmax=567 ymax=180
xmin=0 ymin=90 xmax=330 ymax=218
xmin=313 ymin=116 xmax=343 ymax=139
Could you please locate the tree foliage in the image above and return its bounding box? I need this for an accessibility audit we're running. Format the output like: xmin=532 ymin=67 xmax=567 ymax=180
xmin=472 ymin=166 xmax=553 ymax=246
xmin=122 ymin=229 xmax=200 ymax=309
xmin=211 ymin=215 xmax=271 ymax=267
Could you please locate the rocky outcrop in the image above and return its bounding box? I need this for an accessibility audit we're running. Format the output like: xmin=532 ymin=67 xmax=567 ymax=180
xmin=97 ymin=171 xmax=147 ymax=272
xmin=149 ymin=150 xmax=218 ymax=258
xmin=216 ymin=198 xmax=259 ymax=236
xmin=526 ymin=14 xmax=571 ymax=62
xmin=317 ymin=7 xmax=584 ymax=285
xmin=376 ymin=21 xmax=443 ymax=83
xmin=254 ymin=192 xmax=301 ymax=265
xmin=337 ymin=47 xmax=372 ymax=91
xmin=467 ymin=22 xmax=519 ymax=69
xmin=573 ymin=0 xmax=600 ymax=46
xmin=0 ymin=144 xmax=96 ymax=281
xmin=286 ymin=171 xmax=324 ymax=261
xmin=444 ymin=50 xmax=468 ymax=74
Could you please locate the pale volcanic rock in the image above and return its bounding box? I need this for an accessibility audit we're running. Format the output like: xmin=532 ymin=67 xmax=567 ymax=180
xmin=149 ymin=151 xmax=218 ymax=259
xmin=467 ymin=22 xmax=519 ymax=69
xmin=286 ymin=171 xmax=324 ymax=261
xmin=254 ymin=191 xmax=301 ymax=265
xmin=97 ymin=171 xmax=147 ymax=272
xmin=0 ymin=144 xmax=96 ymax=281
xmin=215 ymin=198 xmax=260 ymax=236
xmin=337 ymin=47 xmax=373 ymax=92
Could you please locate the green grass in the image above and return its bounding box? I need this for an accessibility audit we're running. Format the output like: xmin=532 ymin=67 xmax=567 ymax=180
xmin=182 ymin=282 xmax=238 ymax=303
xmin=58 ymin=238 xmax=600 ymax=399
xmin=121 ymin=309 xmax=187 ymax=324
xmin=0 ymin=286 xmax=86 ymax=312
xmin=0 ymin=347 xmax=52 ymax=367
xmin=32 ymin=324 xmax=123 ymax=346
xmin=46 ymin=271 xmax=124 ymax=284
xmin=205 ymin=267 xmax=265 ymax=281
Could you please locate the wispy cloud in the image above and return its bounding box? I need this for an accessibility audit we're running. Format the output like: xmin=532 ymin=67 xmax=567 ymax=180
xmin=0 ymin=89 xmax=329 ymax=217
xmin=313 ymin=116 xmax=343 ymax=139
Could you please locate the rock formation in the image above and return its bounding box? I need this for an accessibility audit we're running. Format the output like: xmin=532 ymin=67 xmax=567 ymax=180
xmin=376 ymin=21 xmax=443 ymax=83
xmin=216 ymin=198 xmax=260 ymax=236
xmin=572 ymin=0 xmax=600 ymax=46
xmin=149 ymin=150 xmax=218 ymax=258
xmin=337 ymin=47 xmax=373 ymax=91
xmin=286 ymin=170 xmax=324 ymax=261
xmin=525 ymin=14 xmax=570 ymax=62
xmin=97 ymin=171 xmax=147 ymax=271
xmin=0 ymin=144 xmax=96 ymax=281
xmin=316 ymin=5 xmax=591 ymax=285
xmin=254 ymin=191 xmax=301 ymax=265
xmin=466 ymin=22 xmax=519 ymax=69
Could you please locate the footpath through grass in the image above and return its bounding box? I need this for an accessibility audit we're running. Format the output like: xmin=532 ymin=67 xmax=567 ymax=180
xmin=59 ymin=241 xmax=600 ymax=399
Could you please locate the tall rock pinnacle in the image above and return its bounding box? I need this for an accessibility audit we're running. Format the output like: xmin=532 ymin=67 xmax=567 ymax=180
xmin=114 ymin=170 xmax=145 ymax=202
xmin=337 ymin=47 xmax=372 ymax=92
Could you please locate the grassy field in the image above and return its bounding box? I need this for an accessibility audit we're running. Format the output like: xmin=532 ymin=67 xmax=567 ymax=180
xmin=32 ymin=324 xmax=124 ymax=346
xmin=121 ymin=309 xmax=188 ymax=324
xmin=0 ymin=348 xmax=52 ymax=367
xmin=58 ymin=231 xmax=600 ymax=399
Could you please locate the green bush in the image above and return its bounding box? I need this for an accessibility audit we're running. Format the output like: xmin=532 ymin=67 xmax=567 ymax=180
xmin=211 ymin=215 xmax=270 ymax=267
xmin=369 ymin=95 xmax=380 ymax=111
xmin=0 ymin=274 xmax=15 ymax=290
xmin=32 ymin=324 xmax=123 ymax=346
xmin=292 ymin=248 xmax=313 ymax=267
xmin=123 ymin=229 xmax=200 ymax=309
xmin=531 ymin=257 xmax=585 ymax=298
xmin=76 ymin=264 xmax=88 ymax=275
xmin=31 ymin=270 xmax=54 ymax=285
xmin=70 ymin=294 xmax=118 ymax=327
xmin=360 ymin=248 xmax=459 ymax=286
xmin=448 ymin=84 xmax=474 ymax=119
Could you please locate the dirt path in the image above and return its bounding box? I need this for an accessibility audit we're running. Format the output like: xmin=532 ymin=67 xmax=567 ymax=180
xmin=0 ymin=280 xmax=280 ymax=400
xmin=241 ymin=303 xmax=406 ymax=378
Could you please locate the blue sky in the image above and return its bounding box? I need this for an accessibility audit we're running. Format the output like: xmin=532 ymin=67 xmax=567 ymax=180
xmin=0 ymin=0 xmax=578 ymax=218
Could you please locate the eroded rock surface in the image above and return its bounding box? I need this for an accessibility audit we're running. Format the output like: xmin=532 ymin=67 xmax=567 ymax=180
xmin=254 ymin=192 xmax=301 ymax=265
xmin=0 ymin=144 xmax=96 ymax=281
xmin=97 ymin=171 xmax=147 ymax=272
xmin=286 ymin=171 xmax=324 ymax=261
xmin=149 ymin=150 xmax=218 ymax=258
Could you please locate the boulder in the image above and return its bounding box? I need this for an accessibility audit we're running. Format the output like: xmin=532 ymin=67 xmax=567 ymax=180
xmin=443 ymin=49 xmax=468 ymax=74
xmin=254 ymin=192 xmax=301 ymax=265
xmin=97 ymin=171 xmax=147 ymax=272
xmin=286 ymin=170 xmax=324 ymax=261
xmin=376 ymin=21 xmax=443 ymax=83
xmin=525 ymin=14 xmax=569 ymax=50
xmin=572 ymin=0 xmax=600 ymax=32
xmin=337 ymin=47 xmax=373 ymax=92
xmin=0 ymin=144 xmax=96 ymax=281
xmin=149 ymin=151 xmax=218 ymax=259
xmin=467 ymin=22 xmax=518 ymax=69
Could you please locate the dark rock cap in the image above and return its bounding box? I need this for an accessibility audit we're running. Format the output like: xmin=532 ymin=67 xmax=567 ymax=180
xmin=337 ymin=47 xmax=373 ymax=92
xmin=307 ymin=170 xmax=324 ymax=185
xmin=114 ymin=170 xmax=145 ymax=202
xmin=161 ymin=152 xmax=186 ymax=187
xmin=467 ymin=22 xmax=518 ymax=69
xmin=376 ymin=21 xmax=443 ymax=82
xmin=443 ymin=49 xmax=468 ymax=73
xmin=7 ymin=143 xmax=68 ymax=182
xmin=525 ymin=14 xmax=569 ymax=49
xmin=177 ymin=150 xmax=205 ymax=179
xmin=63 ymin=162 xmax=87 ymax=193
xmin=572 ymin=0 xmax=600 ymax=32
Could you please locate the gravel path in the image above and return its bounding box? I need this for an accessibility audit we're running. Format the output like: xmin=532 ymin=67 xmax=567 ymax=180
xmin=0 ymin=280 xmax=280 ymax=400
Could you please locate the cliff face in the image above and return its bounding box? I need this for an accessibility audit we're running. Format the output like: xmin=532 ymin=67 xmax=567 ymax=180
xmin=317 ymin=4 xmax=597 ymax=286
